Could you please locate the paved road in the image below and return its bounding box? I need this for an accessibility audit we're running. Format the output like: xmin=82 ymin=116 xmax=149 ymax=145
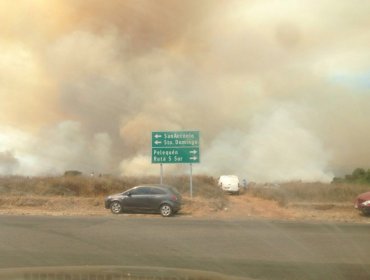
xmin=0 ymin=215 xmax=369 ymax=280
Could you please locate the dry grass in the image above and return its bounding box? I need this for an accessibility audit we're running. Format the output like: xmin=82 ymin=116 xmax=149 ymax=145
xmin=1 ymin=177 xmax=369 ymax=223
xmin=0 ymin=195 xmax=106 ymax=216
xmin=0 ymin=175 xmax=227 ymax=215
xmin=2 ymin=176 xmax=369 ymax=222
xmin=2 ymin=175 xmax=368 ymax=205
xmin=0 ymin=175 xmax=224 ymax=199
xmin=0 ymin=176 xmax=125 ymax=197
xmin=249 ymin=182 xmax=370 ymax=207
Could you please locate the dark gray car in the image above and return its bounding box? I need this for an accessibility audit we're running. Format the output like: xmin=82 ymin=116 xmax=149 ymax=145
xmin=104 ymin=184 xmax=182 ymax=217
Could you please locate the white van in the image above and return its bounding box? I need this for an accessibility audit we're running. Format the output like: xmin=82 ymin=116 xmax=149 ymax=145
xmin=218 ymin=175 xmax=240 ymax=194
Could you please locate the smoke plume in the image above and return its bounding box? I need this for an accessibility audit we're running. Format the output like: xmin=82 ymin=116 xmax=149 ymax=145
xmin=0 ymin=0 xmax=369 ymax=182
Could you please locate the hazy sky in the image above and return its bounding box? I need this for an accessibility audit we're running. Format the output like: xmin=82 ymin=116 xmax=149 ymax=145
xmin=0 ymin=0 xmax=369 ymax=182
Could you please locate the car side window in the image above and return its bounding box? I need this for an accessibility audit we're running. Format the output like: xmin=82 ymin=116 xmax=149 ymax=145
xmin=150 ymin=188 xmax=166 ymax=195
xmin=129 ymin=188 xmax=140 ymax=195
xmin=131 ymin=187 xmax=151 ymax=195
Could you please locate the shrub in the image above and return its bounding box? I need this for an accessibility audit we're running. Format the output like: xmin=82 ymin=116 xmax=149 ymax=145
xmin=64 ymin=170 xmax=83 ymax=177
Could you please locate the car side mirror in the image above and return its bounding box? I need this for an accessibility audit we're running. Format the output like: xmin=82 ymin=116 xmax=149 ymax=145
xmin=127 ymin=192 xmax=132 ymax=197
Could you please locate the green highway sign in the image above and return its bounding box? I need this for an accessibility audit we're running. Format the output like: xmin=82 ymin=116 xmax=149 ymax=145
xmin=152 ymin=131 xmax=199 ymax=147
xmin=152 ymin=147 xmax=200 ymax=164
xmin=151 ymin=131 xmax=200 ymax=164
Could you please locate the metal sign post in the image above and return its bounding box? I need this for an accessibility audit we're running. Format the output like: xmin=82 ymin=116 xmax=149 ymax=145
xmin=190 ymin=163 xmax=193 ymax=199
xmin=160 ymin=163 xmax=163 ymax=184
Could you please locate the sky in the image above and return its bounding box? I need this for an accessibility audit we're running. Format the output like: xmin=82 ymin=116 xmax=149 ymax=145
xmin=0 ymin=0 xmax=369 ymax=182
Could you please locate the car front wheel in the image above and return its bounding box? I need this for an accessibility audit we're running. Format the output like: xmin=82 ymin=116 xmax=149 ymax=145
xmin=160 ymin=204 xmax=173 ymax=217
xmin=110 ymin=201 xmax=122 ymax=214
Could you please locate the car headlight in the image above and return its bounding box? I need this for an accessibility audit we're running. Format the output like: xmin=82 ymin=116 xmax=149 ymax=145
xmin=361 ymin=200 xmax=370 ymax=206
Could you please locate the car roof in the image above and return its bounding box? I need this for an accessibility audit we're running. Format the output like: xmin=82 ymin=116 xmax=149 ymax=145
xmin=134 ymin=184 xmax=174 ymax=190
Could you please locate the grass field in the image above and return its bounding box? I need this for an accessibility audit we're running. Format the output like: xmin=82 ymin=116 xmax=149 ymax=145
xmin=249 ymin=182 xmax=370 ymax=207
xmin=0 ymin=175 xmax=369 ymax=207
xmin=0 ymin=176 xmax=369 ymax=221
xmin=0 ymin=175 xmax=227 ymax=214
xmin=0 ymin=175 xmax=222 ymax=197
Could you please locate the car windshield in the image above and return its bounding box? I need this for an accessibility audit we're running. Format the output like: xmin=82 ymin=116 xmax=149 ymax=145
xmin=1 ymin=1 xmax=370 ymax=280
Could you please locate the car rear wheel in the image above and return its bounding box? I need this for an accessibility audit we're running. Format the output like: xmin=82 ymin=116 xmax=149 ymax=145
xmin=110 ymin=201 xmax=122 ymax=214
xmin=160 ymin=204 xmax=173 ymax=217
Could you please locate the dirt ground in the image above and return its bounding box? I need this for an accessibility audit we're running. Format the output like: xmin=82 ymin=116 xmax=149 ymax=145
xmin=0 ymin=193 xmax=369 ymax=223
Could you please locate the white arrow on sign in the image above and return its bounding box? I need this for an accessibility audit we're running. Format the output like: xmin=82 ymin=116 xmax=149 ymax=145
xmin=154 ymin=134 xmax=162 ymax=138
xmin=190 ymin=156 xmax=198 ymax=161
xmin=154 ymin=140 xmax=162 ymax=145
xmin=189 ymin=150 xmax=198 ymax=155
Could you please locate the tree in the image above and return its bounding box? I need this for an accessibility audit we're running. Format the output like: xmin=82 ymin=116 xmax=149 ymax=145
xmin=333 ymin=168 xmax=370 ymax=184
xmin=352 ymin=168 xmax=366 ymax=179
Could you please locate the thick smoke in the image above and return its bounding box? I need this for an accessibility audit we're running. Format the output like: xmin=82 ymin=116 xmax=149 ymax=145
xmin=0 ymin=0 xmax=369 ymax=181
xmin=0 ymin=151 xmax=19 ymax=175
xmin=198 ymin=105 xmax=333 ymax=182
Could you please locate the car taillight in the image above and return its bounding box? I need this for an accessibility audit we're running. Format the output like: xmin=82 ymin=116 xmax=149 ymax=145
xmin=171 ymin=195 xmax=177 ymax=201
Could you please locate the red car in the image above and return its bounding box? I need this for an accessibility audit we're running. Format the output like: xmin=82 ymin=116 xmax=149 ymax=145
xmin=354 ymin=191 xmax=370 ymax=215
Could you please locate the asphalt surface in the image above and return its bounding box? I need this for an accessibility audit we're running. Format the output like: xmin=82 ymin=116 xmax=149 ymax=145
xmin=0 ymin=215 xmax=369 ymax=280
